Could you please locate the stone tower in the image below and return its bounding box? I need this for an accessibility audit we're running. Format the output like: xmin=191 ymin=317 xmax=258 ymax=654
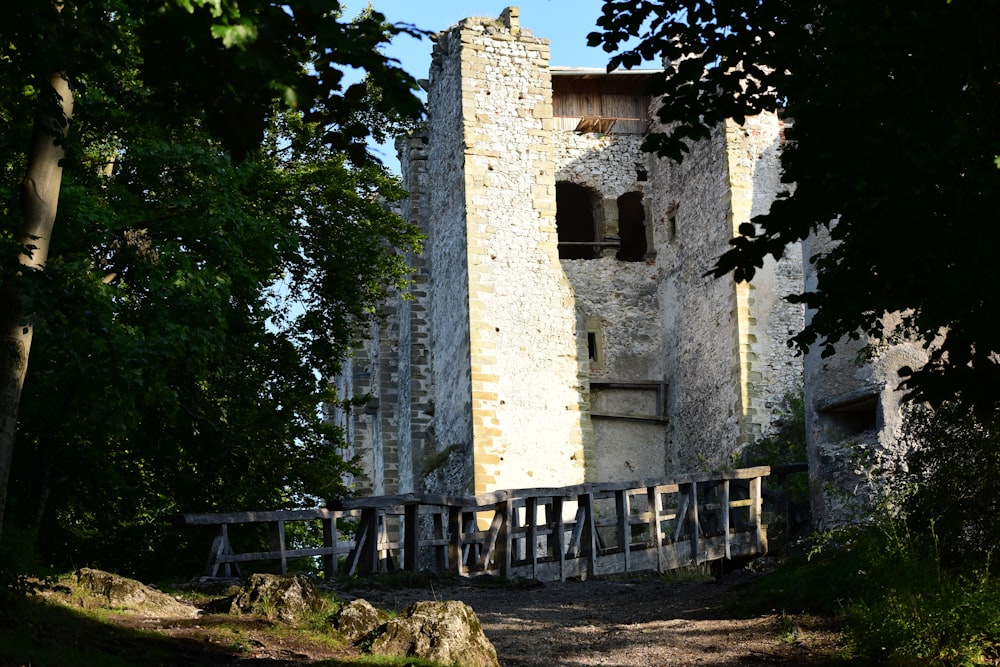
xmin=345 ymin=8 xmax=806 ymax=499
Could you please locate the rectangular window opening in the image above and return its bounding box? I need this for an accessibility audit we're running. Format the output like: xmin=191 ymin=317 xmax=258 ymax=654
xmin=587 ymin=332 xmax=598 ymax=360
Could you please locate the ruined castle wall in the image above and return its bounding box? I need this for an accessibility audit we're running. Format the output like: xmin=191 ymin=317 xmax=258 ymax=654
xmin=395 ymin=135 xmax=435 ymax=494
xmin=553 ymin=133 xmax=646 ymax=197
xmin=567 ymin=256 xmax=667 ymax=481
xmin=802 ymin=230 xmax=928 ymax=528
xmin=649 ymin=123 xmax=745 ymax=470
xmin=552 ymin=130 xmax=669 ymax=481
xmin=424 ymin=26 xmax=475 ymax=487
xmin=724 ymin=114 xmax=804 ymax=441
xmin=348 ymin=322 xmax=385 ymax=494
xmin=428 ymin=11 xmax=588 ymax=495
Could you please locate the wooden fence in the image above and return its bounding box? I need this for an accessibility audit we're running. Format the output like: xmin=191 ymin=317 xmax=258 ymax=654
xmin=181 ymin=464 xmax=807 ymax=582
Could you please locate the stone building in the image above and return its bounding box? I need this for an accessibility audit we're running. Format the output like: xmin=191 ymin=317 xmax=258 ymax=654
xmin=338 ymin=6 xmax=802 ymax=500
xmin=339 ymin=8 xmax=913 ymax=529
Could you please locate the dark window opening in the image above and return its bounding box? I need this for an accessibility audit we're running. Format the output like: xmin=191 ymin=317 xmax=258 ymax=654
xmin=635 ymin=164 xmax=648 ymax=182
xmin=556 ymin=182 xmax=598 ymax=259
xmin=616 ymin=191 xmax=647 ymax=262
xmin=818 ymin=392 xmax=879 ymax=439
xmin=584 ymin=318 xmax=604 ymax=367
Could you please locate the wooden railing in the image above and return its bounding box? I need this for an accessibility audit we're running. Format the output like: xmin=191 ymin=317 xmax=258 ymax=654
xmin=181 ymin=464 xmax=807 ymax=582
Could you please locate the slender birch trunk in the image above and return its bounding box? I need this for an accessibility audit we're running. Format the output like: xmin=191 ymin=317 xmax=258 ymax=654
xmin=0 ymin=73 xmax=73 ymax=540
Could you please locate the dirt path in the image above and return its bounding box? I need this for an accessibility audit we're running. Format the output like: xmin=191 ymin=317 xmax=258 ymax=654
xmin=34 ymin=570 xmax=841 ymax=666
xmin=348 ymin=573 xmax=843 ymax=666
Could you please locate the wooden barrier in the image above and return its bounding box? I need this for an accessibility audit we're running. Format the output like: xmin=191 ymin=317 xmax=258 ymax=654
xmin=180 ymin=464 xmax=807 ymax=581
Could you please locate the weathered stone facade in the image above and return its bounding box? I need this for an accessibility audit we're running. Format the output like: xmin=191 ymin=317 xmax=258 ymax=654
xmin=338 ymin=7 xmax=814 ymax=503
xmin=801 ymin=230 xmax=929 ymax=528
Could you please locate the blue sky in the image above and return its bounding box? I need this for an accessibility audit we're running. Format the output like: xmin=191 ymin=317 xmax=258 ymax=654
xmin=347 ymin=1 xmax=618 ymax=72
xmin=341 ymin=1 xmax=626 ymax=168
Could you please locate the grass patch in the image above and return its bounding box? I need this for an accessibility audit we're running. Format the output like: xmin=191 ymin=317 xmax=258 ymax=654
xmin=728 ymin=538 xmax=867 ymax=617
xmin=0 ymin=577 xmax=455 ymax=667
xmin=729 ymin=524 xmax=1000 ymax=666
xmin=0 ymin=596 xmax=234 ymax=667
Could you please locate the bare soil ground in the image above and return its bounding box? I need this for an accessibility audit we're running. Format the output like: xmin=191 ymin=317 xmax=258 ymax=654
xmin=29 ymin=570 xmax=844 ymax=666
xmin=345 ymin=572 xmax=845 ymax=666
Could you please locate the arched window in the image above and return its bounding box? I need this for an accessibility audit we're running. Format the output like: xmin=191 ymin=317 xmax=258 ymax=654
xmin=556 ymin=182 xmax=599 ymax=259
xmin=616 ymin=191 xmax=648 ymax=262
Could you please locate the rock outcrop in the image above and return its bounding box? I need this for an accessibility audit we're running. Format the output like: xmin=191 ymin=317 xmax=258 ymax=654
xmin=229 ymin=573 xmax=324 ymax=624
xmin=74 ymin=568 xmax=198 ymax=618
xmin=367 ymin=600 xmax=499 ymax=667
xmin=332 ymin=598 xmax=386 ymax=642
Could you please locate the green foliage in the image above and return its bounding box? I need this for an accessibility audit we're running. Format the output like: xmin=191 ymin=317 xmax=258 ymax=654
xmin=740 ymin=391 xmax=806 ymax=467
xmin=900 ymin=402 xmax=1000 ymax=567
xmin=590 ymin=1 xmax=1000 ymax=412
xmin=739 ymin=391 xmax=810 ymax=537
xmin=731 ymin=533 xmax=867 ymax=618
xmin=0 ymin=2 xmax=424 ymax=579
xmin=843 ymin=520 xmax=1000 ymax=666
xmin=0 ymin=581 xmax=448 ymax=666
xmin=838 ymin=403 xmax=1000 ymax=664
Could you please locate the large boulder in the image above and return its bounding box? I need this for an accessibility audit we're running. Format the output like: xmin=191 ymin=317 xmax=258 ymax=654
xmin=332 ymin=598 xmax=386 ymax=642
xmin=74 ymin=568 xmax=198 ymax=618
xmin=229 ymin=573 xmax=325 ymax=624
xmin=368 ymin=600 xmax=499 ymax=667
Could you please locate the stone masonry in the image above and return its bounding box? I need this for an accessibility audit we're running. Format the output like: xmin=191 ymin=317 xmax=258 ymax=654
xmin=343 ymin=8 xmax=913 ymax=529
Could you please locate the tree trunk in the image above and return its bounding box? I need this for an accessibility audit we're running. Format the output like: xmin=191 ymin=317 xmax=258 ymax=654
xmin=0 ymin=73 xmax=73 ymax=541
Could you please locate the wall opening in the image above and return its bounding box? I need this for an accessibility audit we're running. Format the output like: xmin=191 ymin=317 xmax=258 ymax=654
xmin=584 ymin=315 xmax=604 ymax=370
xmin=556 ymin=182 xmax=599 ymax=259
xmin=817 ymin=392 xmax=879 ymax=440
xmin=616 ymin=191 xmax=648 ymax=262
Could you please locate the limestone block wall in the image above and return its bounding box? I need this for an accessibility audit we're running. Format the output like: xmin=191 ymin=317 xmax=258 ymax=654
xmin=353 ymin=8 xmax=809 ymax=505
xmin=802 ymin=230 xmax=927 ymax=528
xmin=395 ymin=135 xmax=434 ymax=495
xmin=427 ymin=9 xmax=589 ymax=495
xmin=553 ymin=132 xmax=647 ymax=197
xmin=552 ymin=129 xmax=670 ymax=481
xmin=425 ymin=23 xmax=475 ymax=486
xmin=348 ymin=322 xmax=385 ymax=494
xmin=723 ymin=114 xmax=804 ymax=442
xmin=649 ymin=124 xmax=747 ymax=470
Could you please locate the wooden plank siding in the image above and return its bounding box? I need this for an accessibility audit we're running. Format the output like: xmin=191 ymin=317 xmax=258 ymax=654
xmin=180 ymin=464 xmax=807 ymax=582
xmin=552 ymin=73 xmax=653 ymax=135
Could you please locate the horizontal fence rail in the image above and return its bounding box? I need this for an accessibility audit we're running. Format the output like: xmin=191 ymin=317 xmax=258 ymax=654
xmin=181 ymin=464 xmax=807 ymax=582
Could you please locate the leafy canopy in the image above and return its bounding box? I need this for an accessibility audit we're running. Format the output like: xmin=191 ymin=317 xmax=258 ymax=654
xmin=589 ymin=0 xmax=1000 ymax=411
xmin=1 ymin=1 xmax=423 ymax=578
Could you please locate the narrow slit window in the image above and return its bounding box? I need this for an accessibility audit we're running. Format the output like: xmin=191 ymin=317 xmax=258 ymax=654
xmin=616 ymin=191 xmax=647 ymax=262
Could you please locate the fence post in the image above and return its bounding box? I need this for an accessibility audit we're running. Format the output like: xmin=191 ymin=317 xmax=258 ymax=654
xmin=721 ymin=480 xmax=731 ymax=560
xmin=687 ymin=482 xmax=700 ymax=565
xmin=269 ymin=520 xmax=287 ymax=575
xmin=647 ymin=486 xmax=664 ymax=573
xmin=448 ymin=505 xmax=464 ymax=576
xmin=404 ymin=503 xmax=419 ymax=572
xmin=322 ymin=517 xmax=339 ymax=579
xmin=432 ymin=510 xmax=447 ymax=570
xmin=548 ymin=497 xmax=566 ymax=580
xmin=580 ymin=492 xmax=597 ymax=578
xmin=357 ymin=508 xmax=379 ymax=575
xmin=206 ymin=524 xmax=232 ymax=577
xmin=615 ymin=489 xmax=631 ymax=573
xmin=496 ymin=500 xmax=513 ymax=578
xmin=525 ymin=497 xmax=538 ymax=573
xmin=750 ymin=475 xmax=764 ymax=554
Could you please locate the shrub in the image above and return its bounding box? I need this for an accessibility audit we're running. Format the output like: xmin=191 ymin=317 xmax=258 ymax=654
xmin=844 ymin=519 xmax=1000 ymax=665
xmin=900 ymin=401 xmax=1000 ymax=567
